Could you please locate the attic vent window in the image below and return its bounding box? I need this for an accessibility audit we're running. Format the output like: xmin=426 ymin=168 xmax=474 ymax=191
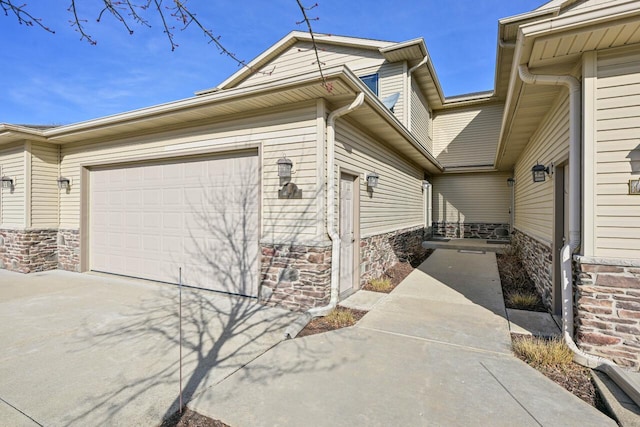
xmin=360 ymin=73 xmax=379 ymax=95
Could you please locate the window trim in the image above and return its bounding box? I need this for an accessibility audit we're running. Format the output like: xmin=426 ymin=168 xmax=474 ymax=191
xmin=359 ymin=73 xmax=379 ymax=96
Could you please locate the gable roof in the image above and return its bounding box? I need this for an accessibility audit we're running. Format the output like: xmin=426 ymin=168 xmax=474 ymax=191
xmin=1 ymin=66 xmax=443 ymax=173
xmin=200 ymin=30 xmax=515 ymax=111
xmin=198 ymin=31 xmax=395 ymax=94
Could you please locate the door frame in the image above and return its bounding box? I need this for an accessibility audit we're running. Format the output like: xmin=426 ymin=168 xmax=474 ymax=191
xmin=338 ymin=170 xmax=360 ymax=298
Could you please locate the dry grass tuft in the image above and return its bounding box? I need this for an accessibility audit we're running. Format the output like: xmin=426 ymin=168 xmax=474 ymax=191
xmin=506 ymin=291 xmax=540 ymax=311
xmin=367 ymin=277 xmax=394 ymax=293
xmin=512 ymin=335 xmax=573 ymax=368
xmin=324 ymin=307 xmax=357 ymax=328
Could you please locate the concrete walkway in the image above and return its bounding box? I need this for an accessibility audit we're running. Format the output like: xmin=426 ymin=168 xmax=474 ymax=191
xmin=190 ymin=249 xmax=616 ymax=426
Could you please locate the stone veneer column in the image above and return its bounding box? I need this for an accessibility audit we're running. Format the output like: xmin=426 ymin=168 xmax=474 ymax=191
xmin=57 ymin=229 xmax=81 ymax=272
xmin=512 ymin=229 xmax=553 ymax=309
xmin=575 ymin=257 xmax=640 ymax=370
xmin=0 ymin=229 xmax=58 ymax=273
xmin=260 ymin=244 xmax=332 ymax=312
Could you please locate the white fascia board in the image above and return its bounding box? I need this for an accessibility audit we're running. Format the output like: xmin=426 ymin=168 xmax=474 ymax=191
xmin=44 ymin=65 xmax=353 ymax=140
xmin=520 ymin=0 xmax=640 ymax=38
xmin=379 ymin=38 xmax=427 ymax=59
xmin=498 ymin=7 xmax=560 ymax=26
xmin=494 ymin=34 xmax=526 ymax=169
xmin=0 ymin=124 xmax=48 ymax=144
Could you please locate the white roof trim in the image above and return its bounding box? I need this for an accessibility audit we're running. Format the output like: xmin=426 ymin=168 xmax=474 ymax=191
xmin=205 ymin=31 xmax=396 ymax=93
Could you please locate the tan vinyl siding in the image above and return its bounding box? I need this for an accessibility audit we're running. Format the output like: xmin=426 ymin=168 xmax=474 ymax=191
xmin=237 ymin=42 xmax=385 ymax=89
xmin=410 ymin=77 xmax=432 ymax=153
xmin=334 ymin=120 xmax=424 ymax=237
xmin=432 ymin=172 xmax=511 ymax=223
xmin=432 ymin=103 xmax=504 ymax=168
xmin=30 ymin=142 xmax=60 ymax=228
xmin=0 ymin=142 xmax=26 ymax=228
xmin=595 ymin=48 xmax=640 ymax=259
xmin=59 ymin=103 xmax=322 ymax=244
xmin=513 ymin=94 xmax=570 ymax=244
xmin=378 ymin=61 xmax=405 ymax=124
xmin=235 ymin=42 xmax=408 ymax=124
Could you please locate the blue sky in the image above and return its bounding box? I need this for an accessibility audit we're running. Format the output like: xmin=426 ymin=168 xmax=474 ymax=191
xmin=1 ymin=0 xmax=544 ymax=125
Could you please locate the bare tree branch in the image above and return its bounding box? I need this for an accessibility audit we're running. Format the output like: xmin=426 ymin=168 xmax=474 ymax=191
xmin=1 ymin=0 xmax=335 ymax=81
xmin=295 ymin=0 xmax=332 ymax=92
xmin=68 ymin=0 xmax=97 ymax=44
xmin=0 ymin=0 xmax=54 ymax=33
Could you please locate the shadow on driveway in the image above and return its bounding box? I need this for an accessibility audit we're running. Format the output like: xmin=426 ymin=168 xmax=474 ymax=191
xmin=0 ymin=270 xmax=308 ymax=426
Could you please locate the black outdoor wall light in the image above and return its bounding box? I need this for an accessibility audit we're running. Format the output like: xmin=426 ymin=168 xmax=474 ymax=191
xmin=531 ymin=162 xmax=551 ymax=183
xmin=57 ymin=177 xmax=71 ymax=191
xmin=1 ymin=176 xmax=14 ymax=191
xmin=366 ymin=172 xmax=379 ymax=188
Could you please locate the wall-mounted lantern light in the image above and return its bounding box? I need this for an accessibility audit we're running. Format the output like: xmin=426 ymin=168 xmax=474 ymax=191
xmin=507 ymin=177 xmax=515 ymax=187
xmin=277 ymin=156 xmax=293 ymax=179
xmin=1 ymin=176 xmax=14 ymax=190
xmin=57 ymin=177 xmax=71 ymax=191
xmin=531 ymin=163 xmax=550 ymax=183
xmin=277 ymin=155 xmax=301 ymax=199
xmin=366 ymin=172 xmax=379 ymax=188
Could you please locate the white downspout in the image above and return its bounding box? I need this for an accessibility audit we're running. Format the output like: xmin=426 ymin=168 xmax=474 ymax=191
xmin=518 ymin=65 xmax=581 ymax=252
xmin=519 ymin=65 xmax=640 ymax=406
xmin=422 ymin=180 xmax=432 ymax=231
xmin=285 ymin=92 xmax=365 ymax=338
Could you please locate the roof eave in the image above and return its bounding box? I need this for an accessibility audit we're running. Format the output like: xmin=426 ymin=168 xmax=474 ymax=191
xmin=0 ymin=124 xmax=48 ymax=145
xmin=495 ymin=0 xmax=640 ymax=170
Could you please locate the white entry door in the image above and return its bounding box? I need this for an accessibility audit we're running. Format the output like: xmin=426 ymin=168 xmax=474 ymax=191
xmin=339 ymin=173 xmax=358 ymax=295
xmin=89 ymin=152 xmax=259 ymax=296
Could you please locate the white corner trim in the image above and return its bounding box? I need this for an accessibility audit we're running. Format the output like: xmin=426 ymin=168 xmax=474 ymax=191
xmin=582 ymin=51 xmax=598 ymax=257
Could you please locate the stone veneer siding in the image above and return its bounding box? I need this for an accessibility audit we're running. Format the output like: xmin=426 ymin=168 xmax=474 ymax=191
xmin=0 ymin=229 xmax=58 ymax=273
xmin=360 ymin=226 xmax=429 ymax=286
xmin=512 ymin=229 xmax=553 ymax=310
xmin=260 ymin=244 xmax=332 ymax=312
xmin=432 ymin=222 xmax=510 ymax=241
xmin=575 ymin=257 xmax=640 ymax=370
xmin=58 ymin=229 xmax=80 ymax=272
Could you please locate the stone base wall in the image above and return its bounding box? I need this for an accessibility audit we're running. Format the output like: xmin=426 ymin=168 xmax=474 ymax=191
xmin=58 ymin=229 xmax=80 ymax=272
xmin=259 ymin=244 xmax=332 ymax=312
xmin=512 ymin=229 xmax=553 ymax=310
xmin=0 ymin=229 xmax=58 ymax=273
xmin=432 ymin=222 xmax=510 ymax=240
xmin=360 ymin=226 xmax=429 ymax=285
xmin=575 ymin=258 xmax=640 ymax=370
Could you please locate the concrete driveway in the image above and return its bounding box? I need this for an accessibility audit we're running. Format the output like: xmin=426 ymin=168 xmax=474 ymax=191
xmin=0 ymin=269 xmax=298 ymax=426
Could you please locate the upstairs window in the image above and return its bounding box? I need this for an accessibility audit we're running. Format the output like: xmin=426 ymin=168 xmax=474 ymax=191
xmin=360 ymin=74 xmax=379 ymax=96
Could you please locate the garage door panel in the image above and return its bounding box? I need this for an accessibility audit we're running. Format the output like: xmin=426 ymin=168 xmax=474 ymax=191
xmin=90 ymin=153 xmax=259 ymax=296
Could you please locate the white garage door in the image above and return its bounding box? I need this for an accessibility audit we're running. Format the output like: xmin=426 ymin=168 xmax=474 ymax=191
xmin=90 ymin=152 xmax=259 ymax=296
